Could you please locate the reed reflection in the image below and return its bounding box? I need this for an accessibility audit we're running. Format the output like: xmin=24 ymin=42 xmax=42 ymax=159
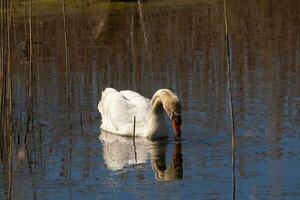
xmin=99 ymin=131 xmax=183 ymax=181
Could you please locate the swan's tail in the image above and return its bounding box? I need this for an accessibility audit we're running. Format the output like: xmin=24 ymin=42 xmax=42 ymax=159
xmin=98 ymin=88 xmax=118 ymax=117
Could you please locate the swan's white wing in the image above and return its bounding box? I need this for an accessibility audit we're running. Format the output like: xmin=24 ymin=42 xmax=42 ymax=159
xmin=120 ymin=90 xmax=150 ymax=110
xmin=98 ymin=88 xmax=133 ymax=134
xmin=98 ymin=88 xmax=150 ymax=136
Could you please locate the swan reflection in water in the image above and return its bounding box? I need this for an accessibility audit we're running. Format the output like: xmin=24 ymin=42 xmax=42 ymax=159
xmin=99 ymin=131 xmax=183 ymax=181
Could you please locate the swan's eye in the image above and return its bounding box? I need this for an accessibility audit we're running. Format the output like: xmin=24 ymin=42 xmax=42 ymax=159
xmin=172 ymin=110 xmax=179 ymax=118
xmin=171 ymin=111 xmax=176 ymax=119
xmin=171 ymin=111 xmax=181 ymax=125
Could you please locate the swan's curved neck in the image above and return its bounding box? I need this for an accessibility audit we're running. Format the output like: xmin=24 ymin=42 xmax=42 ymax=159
xmin=145 ymin=94 xmax=168 ymax=139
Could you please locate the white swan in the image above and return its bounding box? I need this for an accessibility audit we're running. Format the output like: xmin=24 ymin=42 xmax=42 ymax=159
xmin=99 ymin=131 xmax=183 ymax=181
xmin=98 ymin=88 xmax=182 ymax=140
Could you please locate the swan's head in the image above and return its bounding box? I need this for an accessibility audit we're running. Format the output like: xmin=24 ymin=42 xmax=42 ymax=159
xmin=167 ymin=102 xmax=182 ymax=140
xmin=155 ymin=89 xmax=182 ymax=140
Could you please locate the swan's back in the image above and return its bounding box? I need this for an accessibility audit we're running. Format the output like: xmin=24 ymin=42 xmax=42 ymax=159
xmin=98 ymin=88 xmax=150 ymax=136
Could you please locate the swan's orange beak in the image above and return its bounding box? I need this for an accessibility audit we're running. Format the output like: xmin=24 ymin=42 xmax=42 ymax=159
xmin=172 ymin=116 xmax=181 ymax=140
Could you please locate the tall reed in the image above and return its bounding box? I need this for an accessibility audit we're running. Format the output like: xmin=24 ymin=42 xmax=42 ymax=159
xmin=25 ymin=0 xmax=34 ymax=146
xmin=63 ymin=0 xmax=71 ymax=132
xmin=0 ymin=0 xmax=3 ymax=161
xmin=62 ymin=0 xmax=73 ymax=182
xmin=223 ymin=0 xmax=236 ymax=199
xmin=0 ymin=0 xmax=14 ymax=199
xmin=36 ymin=2 xmax=43 ymax=169
xmin=133 ymin=116 xmax=137 ymax=163
xmin=0 ymin=0 xmax=7 ymax=162
xmin=137 ymin=0 xmax=148 ymax=47
xmin=7 ymin=0 xmax=13 ymax=199
xmin=0 ymin=0 xmax=13 ymax=163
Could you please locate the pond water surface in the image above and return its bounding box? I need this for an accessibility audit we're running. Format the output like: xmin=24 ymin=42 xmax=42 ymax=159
xmin=1 ymin=0 xmax=300 ymax=199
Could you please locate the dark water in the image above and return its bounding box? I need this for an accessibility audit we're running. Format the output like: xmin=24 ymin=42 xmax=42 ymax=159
xmin=1 ymin=0 xmax=300 ymax=199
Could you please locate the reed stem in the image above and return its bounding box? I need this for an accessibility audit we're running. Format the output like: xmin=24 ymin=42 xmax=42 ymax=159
xmin=36 ymin=2 xmax=43 ymax=170
xmin=25 ymin=0 xmax=34 ymax=145
xmin=7 ymin=0 xmax=13 ymax=199
xmin=133 ymin=116 xmax=137 ymax=163
xmin=223 ymin=0 xmax=236 ymax=199
xmin=63 ymin=0 xmax=71 ymax=132
xmin=0 ymin=0 xmax=4 ymax=161
xmin=137 ymin=0 xmax=148 ymax=47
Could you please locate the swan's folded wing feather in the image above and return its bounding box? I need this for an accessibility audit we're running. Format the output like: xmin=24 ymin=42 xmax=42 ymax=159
xmin=120 ymin=90 xmax=150 ymax=110
xmin=120 ymin=90 xmax=150 ymax=135
xmin=98 ymin=88 xmax=149 ymax=136
xmin=98 ymin=88 xmax=132 ymax=134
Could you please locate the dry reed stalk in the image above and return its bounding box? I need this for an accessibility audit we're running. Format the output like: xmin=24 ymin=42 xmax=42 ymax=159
xmin=36 ymin=4 xmax=43 ymax=169
xmin=0 ymin=0 xmax=3 ymax=117
xmin=25 ymin=0 xmax=33 ymax=144
xmin=4 ymin=0 xmax=8 ymax=154
xmin=29 ymin=0 xmax=37 ymax=170
xmin=63 ymin=0 xmax=73 ymax=182
xmin=80 ymin=87 xmax=83 ymax=135
xmin=1 ymin=0 xmax=8 ymax=161
xmin=13 ymin=2 xmax=22 ymax=148
xmin=0 ymin=0 xmax=4 ymax=161
xmin=79 ymin=67 xmax=83 ymax=136
xmin=137 ymin=0 xmax=148 ymax=47
xmin=63 ymin=0 xmax=71 ymax=132
xmin=133 ymin=116 xmax=137 ymax=163
xmin=223 ymin=0 xmax=236 ymax=199
xmin=130 ymin=11 xmax=135 ymax=68
xmin=7 ymin=0 xmax=13 ymax=199
xmin=37 ymin=22 xmax=40 ymax=131
xmin=25 ymin=144 xmax=33 ymax=174
xmin=130 ymin=11 xmax=139 ymax=90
